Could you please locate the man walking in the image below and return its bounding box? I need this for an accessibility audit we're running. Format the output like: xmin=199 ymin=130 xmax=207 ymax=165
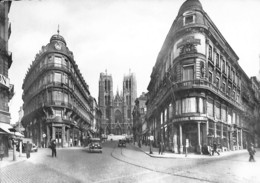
xmin=212 ymin=142 xmax=220 ymax=156
xmin=25 ymin=141 xmax=31 ymax=159
xmin=248 ymin=143 xmax=256 ymax=162
xmin=51 ymin=140 xmax=57 ymax=157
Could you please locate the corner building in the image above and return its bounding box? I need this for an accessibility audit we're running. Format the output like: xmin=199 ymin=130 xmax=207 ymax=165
xmin=146 ymin=0 xmax=258 ymax=154
xmin=98 ymin=72 xmax=137 ymax=135
xmin=0 ymin=1 xmax=14 ymax=157
xmin=22 ymin=32 xmax=94 ymax=148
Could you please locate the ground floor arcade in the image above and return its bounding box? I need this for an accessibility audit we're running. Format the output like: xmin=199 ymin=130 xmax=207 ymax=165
xmin=150 ymin=119 xmax=252 ymax=154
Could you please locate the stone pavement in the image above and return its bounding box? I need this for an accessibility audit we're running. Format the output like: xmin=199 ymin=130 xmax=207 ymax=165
xmin=133 ymin=143 xmax=249 ymax=159
xmin=0 ymin=149 xmax=27 ymax=169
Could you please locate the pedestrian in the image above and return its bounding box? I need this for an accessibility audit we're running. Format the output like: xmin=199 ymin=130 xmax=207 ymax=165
xmin=161 ymin=142 xmax=165 ymax=155
xmin=248 ymin=143 xmax=256 ymax=162
xmin=212 ymin=142 xmax=220 ymax=156
xmin=0 ymin=141 xmax=5 ymax=161
xmin=158 ymin=141 xmax=161 ymax=155
xmin=51 ymin=140 xmax=57 ymax=157
xmin=25 ymin=141 xmax=31 ymax=159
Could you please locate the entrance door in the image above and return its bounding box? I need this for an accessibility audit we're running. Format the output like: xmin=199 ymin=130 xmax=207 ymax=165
xmin=55 ymin=128 xmax=62 ymax=147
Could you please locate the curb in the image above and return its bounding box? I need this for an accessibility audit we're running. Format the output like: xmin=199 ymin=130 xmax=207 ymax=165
xmin=132 ymin=144 xmax=248 ymax=159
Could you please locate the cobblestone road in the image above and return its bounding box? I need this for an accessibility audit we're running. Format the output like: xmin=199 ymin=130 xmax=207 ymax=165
xmin=0 ymin=142 xmax=259 ymax=183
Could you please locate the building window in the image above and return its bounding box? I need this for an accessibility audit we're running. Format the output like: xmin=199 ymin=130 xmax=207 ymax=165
xmin=215 ymin=77 xmax=219 ymax=88
xmin=175 ymin=99 xmax=182 ymax=115
xmin=54 ymin=72 xmax=62 ymax=83
xmin=127 ymin=109 xmax=131 ymax=119
xmin=215 ymin=102 xmax=220 ymax=120
xmin=222 ymin=58 xmax=226 ymax=73
xmin=232 ymin=112 xmax=236 ymax=124
xmin=183 ymin=65 xmax=194 ymax=81
xmin=207 ymin=98 xmax=213 ymax=117
xmin=208 ymin=45 xmax=212 ymax=60
xmin=221 ymin=105 xmax=227 ymax=122
xmin=54 ymin=56 xmax=62 ymax=67
xmin=216 ymin=53 xmax=220 ymax=68
xmin=228 ymin=108 xmax=232 ymax=124
xmin=198 ymin=98 xmax=204 ymax=113
xmin=182 ymin=97 xmax=196 ymax=113
xmin=222 ymin=82 xmax=226 ymax=93
xmin=55 ymin=109 xmax=62 ymax=117
xmin=184 ymin=15 xmax=194 ymax=25
xmin=208 ymin=71 xmax=213 ymax=83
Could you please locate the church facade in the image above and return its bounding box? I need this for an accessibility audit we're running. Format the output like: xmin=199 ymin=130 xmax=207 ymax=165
xmin=98 ymin=72 xmax=137 ymax=136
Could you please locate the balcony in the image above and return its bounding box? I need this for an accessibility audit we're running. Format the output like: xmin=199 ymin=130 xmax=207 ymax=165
xmin=172 ymin=79 xmax=242 ymax=110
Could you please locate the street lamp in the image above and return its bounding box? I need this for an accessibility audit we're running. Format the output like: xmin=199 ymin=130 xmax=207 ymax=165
xmin=149 ymin=129 xmax=153 ymax=154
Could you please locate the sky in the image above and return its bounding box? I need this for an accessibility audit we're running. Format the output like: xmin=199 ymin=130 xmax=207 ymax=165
xmin=8 ymin=0 xmax=260 ymax=124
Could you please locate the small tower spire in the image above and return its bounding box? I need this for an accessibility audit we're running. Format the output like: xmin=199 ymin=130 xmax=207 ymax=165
xmin=57 ymin=24 xmax=60 ymax=35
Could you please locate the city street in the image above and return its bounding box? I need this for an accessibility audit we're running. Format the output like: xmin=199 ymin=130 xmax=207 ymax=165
xmin=1 ymin=141 xmax=260 ymax=183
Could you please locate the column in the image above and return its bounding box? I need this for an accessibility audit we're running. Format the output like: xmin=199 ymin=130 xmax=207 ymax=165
xmin=197 ymin=122 xmax=201 ymax=154
xmin=67 ymin=128 xmax=70 ymax=147
xmin=221 ymin=123 xmax=223 ymax=151
xmin=179 ymin=124 xmax=183 ymax=154
xmin=52 ymin=124 xmax=55 ymax=140
xmin=236 ymin=129 xmax=239 ymax=150
xmin=62 ymin=125 xmax=65 ymax=148
xmin=46 ymin=125 xmax=50 ymax=147
xmin=214 ymin=122 xmax=217 ymax=139
xmin=72 ymin=128 xmax=75 ymax=147
xmin=39 ymin=122 xmax=43 ymax=147
xmin=240 ymin=129 xmax=243 ymax=149
xmin=173 ymin=125 xmax=178 ymax=153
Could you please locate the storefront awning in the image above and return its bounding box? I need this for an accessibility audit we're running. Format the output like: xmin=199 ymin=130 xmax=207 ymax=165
xmin=0 ymin=123 xmax=24 ymax=137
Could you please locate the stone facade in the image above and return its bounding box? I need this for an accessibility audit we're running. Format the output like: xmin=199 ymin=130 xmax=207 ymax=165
xmin=146 ymin=0 xmax=260 ymax=154
xmin=21 ymin=32 xmax=96 ymax=148
xmin=98 ymin=72 xmax=137 ymax=135
xmin=0 ymin=1 xmax=14 ymax=157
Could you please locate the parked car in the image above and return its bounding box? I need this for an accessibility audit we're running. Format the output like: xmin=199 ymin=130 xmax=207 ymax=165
xmin=88 ymin=138 xmax=102 ymax=153
xmin=118 ymin=139 xmax=126 ymax=147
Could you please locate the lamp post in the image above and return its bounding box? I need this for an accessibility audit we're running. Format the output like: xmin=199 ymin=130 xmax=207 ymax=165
xmin=149 ymin=129 xmax=153 ymax=154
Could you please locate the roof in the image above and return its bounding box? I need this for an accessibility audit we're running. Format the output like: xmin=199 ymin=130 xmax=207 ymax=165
xmin=178 ymin=0 xmax=203 ymax=16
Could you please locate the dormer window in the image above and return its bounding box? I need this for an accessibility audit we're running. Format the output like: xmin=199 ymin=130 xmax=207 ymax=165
xmin=183 ymin=11 xmax=195 ymax=25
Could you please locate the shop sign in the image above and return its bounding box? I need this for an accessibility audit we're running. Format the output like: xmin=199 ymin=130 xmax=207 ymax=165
xmin=173 ymin=116 xmax=207 ymax=123
xmin=0 ymin=74 xmax=10 ymax=88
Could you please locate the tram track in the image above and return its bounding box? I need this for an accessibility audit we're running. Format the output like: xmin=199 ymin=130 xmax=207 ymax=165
xmin=110 ymin=142 xmax=217 ymax=183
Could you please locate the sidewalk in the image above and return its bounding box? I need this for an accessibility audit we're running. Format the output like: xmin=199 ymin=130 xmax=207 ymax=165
xmin=0 ymin=149 xmax=27 ymax=169
xmin=133 ymin=144 xmax=249 ymax=159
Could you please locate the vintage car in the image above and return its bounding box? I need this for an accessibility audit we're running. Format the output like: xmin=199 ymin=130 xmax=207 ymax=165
xmin=118 ymin=139 xmax=126 ymax=147
xmin=88 ymin=138 xmax=102 ymax=153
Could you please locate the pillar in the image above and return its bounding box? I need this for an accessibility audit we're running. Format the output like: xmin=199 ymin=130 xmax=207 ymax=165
xmin=179 ymin=124 xmax=183 ymax=154
xmin=197 ymin=122 xmax=201 ymax=154
xmin=67 ymin=128 xmax=70 ymax=147
xmin=240 ymin=129 xmax=243 ymax=149
xmin=52 ymin=124 xmax=55 ymax=140
xmin=236 ymin=129 xmax=239 ymax=150
xmin=39 ymin=122 xmax=43 ymax=147
xmin=72 ymin=128 xmax=75 ymax=147
xmin=221 ymin=123 xmax=223 ymax=151
xmin=214 ymin=122 xmax=217 ymax=139
xmin=62 ymin=125 xmax=65 ymax=148
xmin=46 ymin=125 xmax=50 ymax=147
xmin=173 ymin=125 xmax=178 ymax=153
xmin=230 ymin=129 xmax=233 ymax=150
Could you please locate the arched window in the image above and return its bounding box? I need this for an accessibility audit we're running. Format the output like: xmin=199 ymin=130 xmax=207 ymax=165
xmin=115 ymin=110 xmax=122 ymax=123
